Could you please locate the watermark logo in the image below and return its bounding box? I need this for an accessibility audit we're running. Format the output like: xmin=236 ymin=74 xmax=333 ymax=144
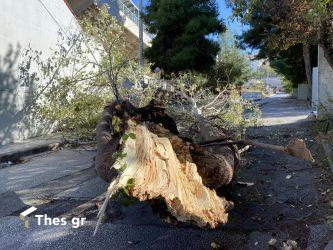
xmin=20 ymin=206 xmax=37 ymax=228
xmin=19 ymin=207 xmax=86 ymax=229
xmin=35 ymin=214 xmax=86 ymax=228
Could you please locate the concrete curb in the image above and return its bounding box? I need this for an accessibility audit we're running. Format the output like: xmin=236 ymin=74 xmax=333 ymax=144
xmin=0 ymin=141 xmax=63 ymax=163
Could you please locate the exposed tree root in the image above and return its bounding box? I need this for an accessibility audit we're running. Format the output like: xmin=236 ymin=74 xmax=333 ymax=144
xmin=95 ymin=119 xmax=233 ymax=233
xmin=94 ymin=100 xmax=314 ymax=233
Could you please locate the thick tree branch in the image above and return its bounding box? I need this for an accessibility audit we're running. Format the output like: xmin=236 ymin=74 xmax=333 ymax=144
xmin=199 ymin=137 xmax=314 ymax=162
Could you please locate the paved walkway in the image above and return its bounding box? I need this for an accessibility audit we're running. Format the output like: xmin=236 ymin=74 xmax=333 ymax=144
xmin=229 ymin=94 xmax=333 ymax=249
xmin=260 ymin=93 xmax=311 ymax=125
xmin=0 ymin=94 xmax=332 ymax=249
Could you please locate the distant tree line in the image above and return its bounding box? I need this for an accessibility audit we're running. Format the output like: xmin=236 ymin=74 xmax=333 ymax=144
xmin=143 ymin=0 xmax=254 ymax=90
xmin=227 ymin=0 xmax=333 ymax=94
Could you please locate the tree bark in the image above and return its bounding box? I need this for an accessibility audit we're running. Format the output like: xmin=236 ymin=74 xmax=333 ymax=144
xmin=319 ymin=13 xmax=333 ymax=70
xmin=95 ymin=115 xmax=235 ymax=229
xmin=199 ymin=138 xmax=314 ymax=162
xmin=302 ymin=43 xmax=312 ymax=105
xmin=94 ymin=99 xmax=314 ymax=230
xmin=95 ymin=100 xmax=238 ymax=186
xmin=95 ymin=100 xmax=179 ymax=182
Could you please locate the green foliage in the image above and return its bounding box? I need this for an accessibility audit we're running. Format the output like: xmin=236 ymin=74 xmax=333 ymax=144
xmin=327 ymin=215 xmax=333 ymax=227
xmin=39 ymin=84 xmax=112 ymax=137
xmin=20 ymin=5 xmax=157 ymax=138
xmin=243 ymin=80 xmax=270 ymax=97
xmin=119 ymin=178 xmax=138 ymax=206
xmin=269 ymin=45 xmax=308 ymax=88
xmin=122 ymin=133 xmax=137 ymax=142
xmin=166 ymin=71 xmax=261 ymax=139
xmin=119 ymin=163 xmax=128 ymax=172
xmin=143 ymin=0 xmax=225 ymax=75
xmin=207 ymin=31 xmax=253 ymax=89
xmin=113 ymin=178 xmax=138 ymax=206
xmin=19 ymin=3 xmax=261 ymax=141
xmin=129 ymin=133 xmax=136 ymax=139
xmin=112 ymin=151 xmax=128 ymax=159
xmin=282 ymin=79 xmax=294 ymax=94
xmin=269 ymin=44 xmax=318 ymax=88
xmin=118 ymin=179 xmax=135 ymax=197
xmin=228 ymin=0 xmax=323 ymax=87
xmin=253 ymin=63 xmax=277 ymax=79
xmin=211 ymin=88 xmax=262 ymax=137
xmin=228 ymin=0 xmax=325 ymax=48
xmin=122 ymin=134 xmax=129 ymax=142
xmin=126 ymin=178 xmax=135 ymax=189
xmin=320 ymin=1 xmax=333 ymax=68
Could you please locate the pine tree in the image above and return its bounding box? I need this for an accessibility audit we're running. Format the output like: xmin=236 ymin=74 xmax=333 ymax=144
xmin=143 ymin=0 xmax=225 ymax=76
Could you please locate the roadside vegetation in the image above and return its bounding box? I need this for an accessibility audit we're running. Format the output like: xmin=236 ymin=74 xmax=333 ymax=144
xmin=228 ymin=0 xmax=333 ymax=98
xmin=20 ymin=2 xmax=262 ymax=141
xmin=206 ymin=31 xmax=253 ymax=90
xmin=143 ymin=0 xmax=225 ymax=75
xmin=20 ymin=6 xmax=157 ymax=139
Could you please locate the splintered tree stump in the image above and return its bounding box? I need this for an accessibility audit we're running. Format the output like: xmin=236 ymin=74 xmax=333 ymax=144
xmin=95 ymin=100 xmax=237 ymax=228
xmin=95 ymin=100 xmax=179 ymax=182
xmin=94 ymin=99 xmax=315 ymax=231
xmin=110 ymin=120 xmax=232 ymax=227
xmin=95 ymin=100 xmax=238 ymax=187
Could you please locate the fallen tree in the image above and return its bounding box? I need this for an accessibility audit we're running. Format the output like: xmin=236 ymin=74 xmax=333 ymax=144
xmin=94 ymin=98 xmax=314 ymax=232
xmin=18 ymin=3 xmax=315 ymax=231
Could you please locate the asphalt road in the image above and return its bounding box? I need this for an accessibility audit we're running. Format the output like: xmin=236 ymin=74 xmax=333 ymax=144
xmin=0 ymin=94 xmax=332 ymax=249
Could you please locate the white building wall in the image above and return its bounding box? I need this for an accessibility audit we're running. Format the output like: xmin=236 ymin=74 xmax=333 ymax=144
xmin=297 ymin=84 xmax=309 ymax=101
xmin=0 ymin=0 xmax=78 ymax=145
xmin=312 ymin=67 xmax=319 ymax=109
xmin=318 ymin=46 xmax=333 ymax=116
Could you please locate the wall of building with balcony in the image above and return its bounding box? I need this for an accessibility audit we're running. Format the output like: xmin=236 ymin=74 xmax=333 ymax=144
xmin=67 ymin=0 xmax=152 ymax=48
xmin=104 ymin=0 xmax=152 ymax=47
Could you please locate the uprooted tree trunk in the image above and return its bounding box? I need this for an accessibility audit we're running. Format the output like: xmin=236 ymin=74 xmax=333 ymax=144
xmin=95 ymin=100 xmax=238 ymax=229
xmin=95 ymin=99 xmax=314 ymax=230
xmin=98 ymin=119 xmax=234 ymax=228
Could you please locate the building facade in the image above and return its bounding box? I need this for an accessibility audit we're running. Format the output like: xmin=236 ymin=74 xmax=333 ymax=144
xmin=67 ymin=0 xmax=152 ymax=51
xmin=0 ymin=0 xmax=151 ymax=145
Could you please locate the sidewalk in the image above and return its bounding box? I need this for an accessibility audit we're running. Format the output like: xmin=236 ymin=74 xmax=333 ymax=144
xmin=0 ymin=134 xmax=63 ymax=163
